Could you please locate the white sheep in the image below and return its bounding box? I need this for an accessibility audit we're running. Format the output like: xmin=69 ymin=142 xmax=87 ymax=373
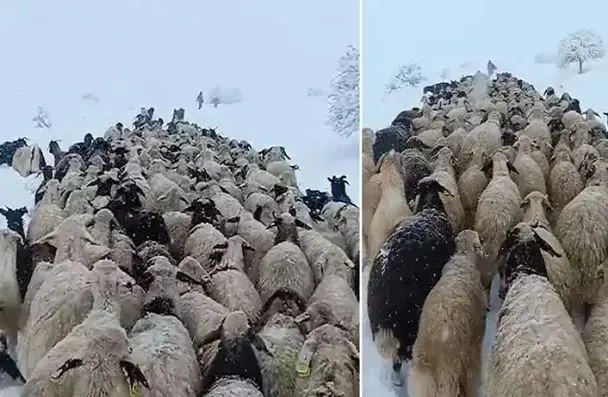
xmin=512 ymin=134 xmax=546 ymax=197
xmin=429 ymin=146 xmax=465 ymax=232
xmin=474 ymin=151 xmax=522 ymax=288
xmin=0 ymin=230 xmax=29 ymax=350
xmin=548 ymin=144 xmax=584 ymax=219
xmin=555 ymin=158 xmax=608 ymax=307
xmin=22 ymin=260 xmax=150 ymax=397
xmin=367 ymin=150 xmax=412 ymax=259
xmin=129 ymin=313 xmax=202 ymax=397
xmin=408 ymin=230 xmax=486 ymax=397
xmin=183 ymin=222 xmax=228 ymax=272
xmin=18 ymin=259 xmax=143 ymax=378
xmin=257 ymin=213 xmax=314 ymax=312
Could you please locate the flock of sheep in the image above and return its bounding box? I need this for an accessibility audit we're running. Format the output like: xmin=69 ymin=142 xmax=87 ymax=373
xmin=0 ymin=109 xmax=360 ymax=396
xmin=363 ymin=70 xmax=608 ymax=396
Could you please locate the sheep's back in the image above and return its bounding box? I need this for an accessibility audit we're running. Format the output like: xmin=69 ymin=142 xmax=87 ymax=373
xmin=489 ymin=275 xmax=596 ymax=397
xmin=367 ymin=209 xmax=455 ymax=360
xmin=257 ymin=242 xmax=314 ymax=304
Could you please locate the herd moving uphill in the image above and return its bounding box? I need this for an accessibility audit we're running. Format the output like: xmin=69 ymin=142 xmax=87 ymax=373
xmin=0 ymin=108 xmax=360 ymax=397
xmin=363 ymin=71 xmax=608 ymax=397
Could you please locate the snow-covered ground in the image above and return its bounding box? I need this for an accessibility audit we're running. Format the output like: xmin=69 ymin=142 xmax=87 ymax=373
xmin=0 ymin=2 xmax=358 ymax=395
xmin=362 ymin=1 xmax=608 ymax=394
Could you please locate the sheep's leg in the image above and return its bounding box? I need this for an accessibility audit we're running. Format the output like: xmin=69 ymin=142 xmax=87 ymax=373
xmin=391 ymin=360 xmax=404 ymax=386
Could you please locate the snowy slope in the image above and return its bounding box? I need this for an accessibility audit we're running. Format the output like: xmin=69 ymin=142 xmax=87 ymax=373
xmin=361 ymin=6 xmax=608 ymax=392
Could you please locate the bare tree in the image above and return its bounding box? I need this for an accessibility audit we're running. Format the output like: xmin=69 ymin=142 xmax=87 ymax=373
xmin=557 ymin=28 xmax=606 ymax=74
xmin=327 ymin=45 xmax=359 ymax=138
xmin=386 ymin=64 xmax=426 ymax=94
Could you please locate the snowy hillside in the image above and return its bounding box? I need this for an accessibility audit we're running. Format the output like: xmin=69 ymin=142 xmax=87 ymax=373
xmin=0 ymin=0 xmax=360 ymax=232
xmin=362 ymin=1 xmax=608 ymax=393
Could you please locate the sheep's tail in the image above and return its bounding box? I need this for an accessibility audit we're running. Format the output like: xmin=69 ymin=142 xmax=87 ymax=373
xmin=407 ymin=363 xmax=459 ymax=397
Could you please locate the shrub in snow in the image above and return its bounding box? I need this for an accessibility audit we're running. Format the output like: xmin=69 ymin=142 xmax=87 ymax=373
xmin=327 ymin=45 xmax=359 ymax=138
xmin=557 ymin=28 xmax=606 ymax=74
xmin=385 ymin=64 xmax=427 ymax=94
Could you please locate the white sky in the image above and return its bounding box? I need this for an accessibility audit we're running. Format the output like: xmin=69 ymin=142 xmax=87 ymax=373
xmin=0 ymin=0 xmax=360 ymax=205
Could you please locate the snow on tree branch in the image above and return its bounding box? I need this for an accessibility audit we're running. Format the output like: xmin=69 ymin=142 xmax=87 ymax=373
xmin=385 ymin=64 xmax=427 ymax=94
xmin=557 ymin=28 xmax=606 ymax=74
xmin=327 ymin=45 xmax=360 ymax=138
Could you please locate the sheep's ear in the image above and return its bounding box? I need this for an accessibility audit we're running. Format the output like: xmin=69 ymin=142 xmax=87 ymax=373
xmin=250 ymin=334 xmax=273 ymax=357
xmin=533 ymin=229 xmax=562 ymax=258
xmin=295 ymin=219 xmax=312 ymax=230
xmin=507 ymin=161 xmax=519 ymax=174
xmin=34 ymin=231 xmax=58 ymax=247
xmin=175 ymin=271 xmax=204 ymax=286
xmin=51 ymin=358 xmax=83 ymax=379
xmin=542 ymin=196 xmax=553 ymax=211
xmin=520 ymin=196 xmax=530 ymax=208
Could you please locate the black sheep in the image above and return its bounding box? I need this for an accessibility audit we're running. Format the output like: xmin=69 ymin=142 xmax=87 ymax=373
xmin=66 ymin=133 xmax=94 ymax=158
xmin=203 ymin=311 xmax=270 ymax=393
xmin=372 ymin=125 xmax=412 ymax=164
xmin=302 ymin=189 xmax=331 ymax=215
xmin=34 ymin=166 xmax=54 ymax=204
xmin=400 ymin=144 xmax=433 ymax=207
xmin=367 ymin=177 xmax=455 ymax=386
xmin=497 ymin=222 xmax=560 ymax=300
xmin=48 ymin=140 xmax=66 ymax=167
xmin=183 ymin=198 xmax=223 ymax=230
xmin=0 ymin=206 xmax=28 ymax=242
xmin=328 ymin=175 xmax=353 ymax=205
xmin=0 ymin=138 xmax=28 ymax=166
xmin=106 ymin=184 xmax=170 ymax=247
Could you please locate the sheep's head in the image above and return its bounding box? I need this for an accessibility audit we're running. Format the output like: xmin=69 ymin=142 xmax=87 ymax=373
xmin=414 ymin=177 xmax=452 ymax=213
xmin=267 ymin=208 xmax=312 ymax=245
xmin=497 ymin=222 xmax=560 ymax=299
xmin=184 ymin=198 xmax=222 ymax=223
xmin=138 ymin=256 xmax=178 ymax=316
xmin=454 ymin=230 xmax=483 ymax=259
xmin=48 ymin=139 xmax=61 ymax=154
xmin=327 ymin=175 xmax=350 ymax=198
xmin=260 ymin=288 xmax=307 ymax=324
xmin=295 ymin=300 xmax=347 ymax=335
xmin=521 ymin=191 xmax=552 ymax=213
